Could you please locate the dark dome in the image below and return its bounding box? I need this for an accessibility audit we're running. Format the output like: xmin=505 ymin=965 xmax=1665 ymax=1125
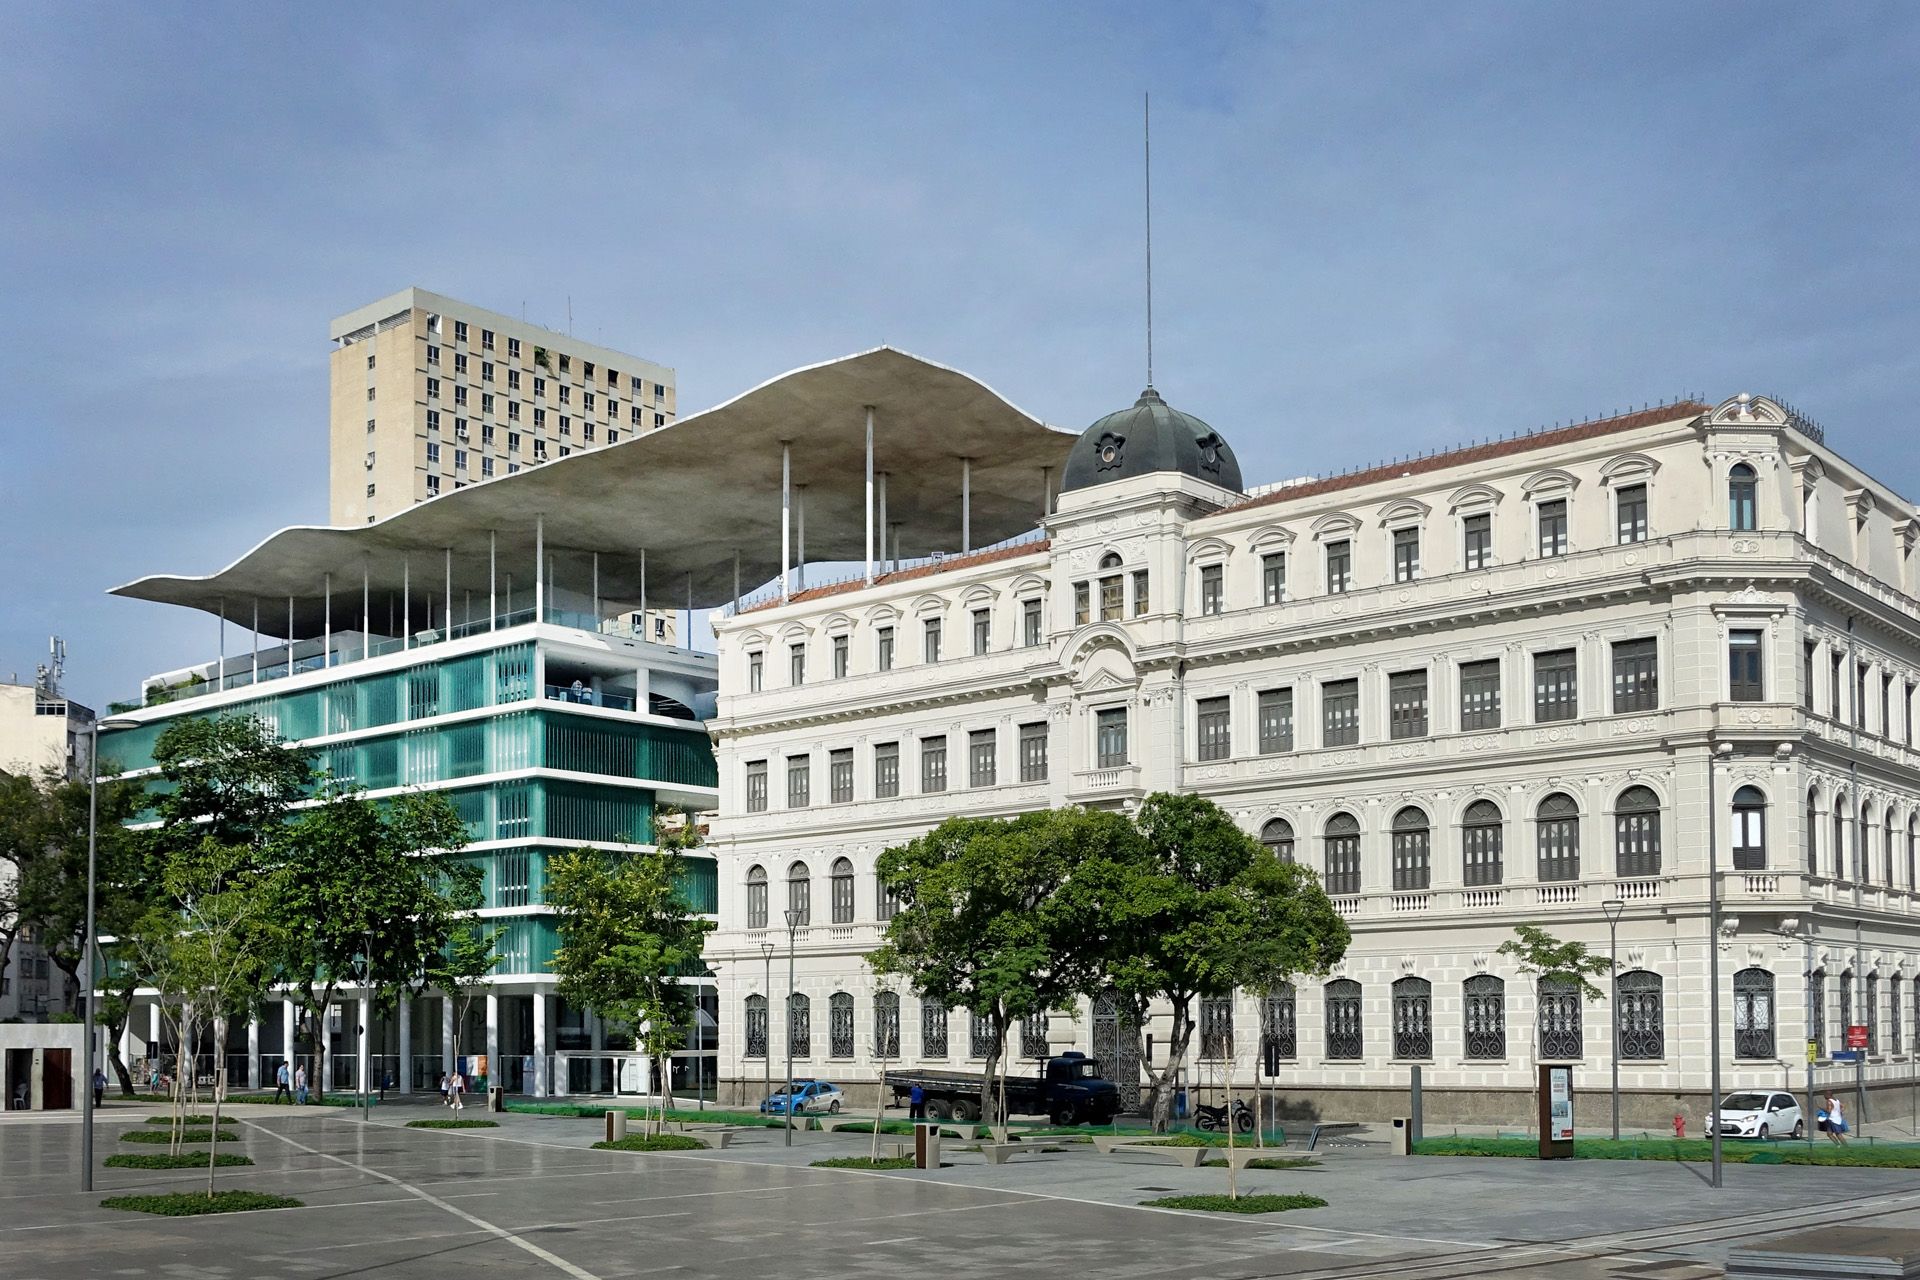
xmin=1059 ymin=387 xmax=1242 ymax=495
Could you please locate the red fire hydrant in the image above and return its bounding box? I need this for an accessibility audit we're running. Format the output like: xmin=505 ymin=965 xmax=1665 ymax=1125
xmin=1673 ymin=1113 xmax=1686 ymax=1140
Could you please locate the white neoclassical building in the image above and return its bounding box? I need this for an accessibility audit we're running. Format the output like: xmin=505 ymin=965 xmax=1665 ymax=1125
xmin=706 ymin=386 xmax=1920 ymax=1127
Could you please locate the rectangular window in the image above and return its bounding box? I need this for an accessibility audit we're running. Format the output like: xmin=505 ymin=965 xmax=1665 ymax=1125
xmin=1262 ymin=552 xmax=1287 ymax=604
xmin=971 ymin=609 xmax=990 ymax=656
xmin=1196 ymin=696 xmax=1232 ymax=761
xmin=969 ymin=729 xmax=997 ymax=787
xmin=454 ymin=320 xmax=468 ymax=343
xmin=481 ymin=328 xmax=494 ymax=351
xmin=745 ymin=760 xmax=768 ymax=812
xmin=1322 ymin=679 xmax=1360 ymax=746
xmin=534 ymin=377 xmax=546 ymax=397
xmin=874 ymin=742 xmax=900 ymax=798
xmin=1022 ymin=597 xmax=1042 ymax=647
xmin=1392 ymin=528 xmax=1420 ymax=583
xmin=1730 ymin=630 xmax=1765 ymax=702
xmin=1199 ymin=564 xmax=1224 ymax=615
xmin=508 ymin=337 xmax=521 ymax=360
xmin=1095 ymin=708 xmax=1128 ymax=768
xmin=1537 ymin=499 xmax=1569 ymax=557
xmin=747 ymin=651 xmax=763 ymax=692
xmin=482 ymin=423 xmax=494 ymax=445
xmin=426 ymin=442 xmax=440 ymax=465
xmin=1258 ymin=688 xmax=1294 ymax=753
xmin=426 ymin=344 xmax=439 ymax=365
xmin=1132 ymin=569 xmax=1150 ymax=615
xmin=1611 ymin=638 xmax=1659 ymax=713
xmin=1326 ymin=540 xmax=1352 ymax=594
xmin=1534 ymin=649 xmax=1578 ymax=722
xmin=920 ymin=737 xmax=948 ymax=793
xmin=455 ymin=352 xmax=467 ymax=374
xmin=1459 ymin=659 xmax=1502 ymax=730
xmin=482 ymin=361 xmax=494 ymax=382
xmin=832 ymin=635 xmax=848 ymax=679
xmin=830 ymin=749 xmax=853 ymax=803
xmin=481 ymin=457 xmax=494 ymax=478
xmin=425 ymin=475 xmax=440 ymax=496
xmin=786 ymin=757 xmax=810 ymax=808
xmin=426 ymin=377 xmax=439 ymax=399
xmin=923 ymin=618 xmax=942 ymax=663
xmin=877 ymin=626 xmax=895 ymax=671
xmin=789 ymin=643 xmax=805 ymax=686
xmin=427 ymin=409 xmax=441 ymax=433
xmin=482 ymin=393 xmax=495 ymax=414
xmin=1616 ymin=483 xmax=1649 ymax=544
xmin=531 ymin=438 xmax=546 ymax=460
xmin=1073 ymin=582 xmax=1090 ymax=626
xmin=1463 ymin=513 xmax=1492 ymax=570
xmin=1803 ymin=641 xmax=1816 ymax=712
xmin=1389 ymin=670 xmax=1429 ymax=739
xmin=1019 ymin=722 xmax=1048 ymax=782
xmin=454 ymin=449 xmax=467 ymax=472
xmin=1099 ymin=574 xmax=1123 ymax=621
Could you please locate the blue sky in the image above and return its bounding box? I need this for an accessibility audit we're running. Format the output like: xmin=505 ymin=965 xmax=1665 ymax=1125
xmin=2 ymin=3 xmax=1916 ymax=707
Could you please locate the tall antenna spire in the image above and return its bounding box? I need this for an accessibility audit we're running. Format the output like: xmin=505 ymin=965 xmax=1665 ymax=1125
xmin=1144 ymin=91 xmax=1154 ymax=389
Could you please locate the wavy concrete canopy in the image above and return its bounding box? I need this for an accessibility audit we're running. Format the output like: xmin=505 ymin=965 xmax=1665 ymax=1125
xmin=112 ymin=347 xmax=1076 ymax=639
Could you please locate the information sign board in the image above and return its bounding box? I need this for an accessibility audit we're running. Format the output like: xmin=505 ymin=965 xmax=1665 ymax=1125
xmin=1537 ymin=1064 xmax=1574 ymax=1159
xmin=1847 ymin=1024 xmax=1870 ymax=1050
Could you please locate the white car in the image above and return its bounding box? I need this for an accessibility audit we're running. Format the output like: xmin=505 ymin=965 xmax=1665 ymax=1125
xmin=1708 ymin=1090 xmax=1803 ymax=1140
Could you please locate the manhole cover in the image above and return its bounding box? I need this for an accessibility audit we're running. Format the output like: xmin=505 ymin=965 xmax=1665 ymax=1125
xmin=1136 ymin=1186 xmax=1176 ymax=1193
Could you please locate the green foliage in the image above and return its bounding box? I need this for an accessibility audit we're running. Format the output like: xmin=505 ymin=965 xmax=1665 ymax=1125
xmin=1202 ymin=1155 xmax=1318 ymax=1170
xmin=144 ymin=1115 xmax=238 ymax=1126
xmin=1141 ymin=1193 xmax=1327 ymax=1213
xmin=106 ymin=1152 xmax=255 ymax=1169
xmin=811 ymin=1155 xmax=916 ymax=1169
xmin=101 ymin=1190 xmax=301 ymax=1215
xmin=47 ymin=1012 xmax=80 ymax=1024
xmin=148 ymin=714 xmax=313 ymax=852
xmin=1416 ymin=1134 xmax=1920 ymax=1167
xmin=592 ymin=1133 xmax=707 ymax=1151
xmin=1496 ymin=924 xmax=1611 ymax=1001
xmin=121 ymin=1129 xmax=239 ymax=1144
xmin=406 ymin=1118 xmax=499 ymax=1129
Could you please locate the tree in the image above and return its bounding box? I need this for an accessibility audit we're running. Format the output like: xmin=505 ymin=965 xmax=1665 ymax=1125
xmin=547 ymin=808 xmax=715 ymax=1136
xmin=0 ymin=770 xmax=47 ymax=989
xmin=1496 ymin=923 xmax=1611 ymax=1000
xmin=872 ymin=807 xmax=1132 ymax=1129
xmin=431 ymin=909 xmax=504 ymax=1075
xmin=1071 ymin=793 xmax=1350 ymax=1133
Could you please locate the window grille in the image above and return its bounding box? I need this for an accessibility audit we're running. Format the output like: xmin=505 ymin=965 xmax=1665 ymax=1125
xmin=1325 ymin=979 xmax=1362 ymax=1060
xmin=829 ymin=993 xmax=855 ymax=1059
xmin=1538 ymin=977 xmax=1583 ymax=1059
xmin=1618 ymin=970 xmax=1665 ymax=1059
xmin=1464 ymin=975 xmax=1505 ymax=1059
xmin=874 ymin=992 xmax=901 ymax=1058
xmin=1392 ymin=977 xmax=1432 ymax=1059
xmin=788 ymin=994 xmax=810 ymax=1058
xmin=1733 ymin=968 xmax=1774 ymax=1059
xmin=1260 ymin=987 xmax=1296 ymax=1064
xmin=921 ymin=997 xmax=948 ymax=1058
xmin=1199 ymin=998 xmax=1233 ymax=1060
xmin=744 ymin=995 xmax=768 ymax=1058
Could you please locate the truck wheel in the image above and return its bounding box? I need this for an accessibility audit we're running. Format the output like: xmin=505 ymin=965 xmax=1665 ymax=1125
xmin=951 ymin=1098 xmax=980 ymax=1123
xmin=926 ymin=1099 xmax=952 ymax=1121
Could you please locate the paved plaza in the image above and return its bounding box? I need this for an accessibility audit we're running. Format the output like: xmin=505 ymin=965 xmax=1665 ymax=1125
xmin=7 ymin=1103 xmax=1920 ymax=1279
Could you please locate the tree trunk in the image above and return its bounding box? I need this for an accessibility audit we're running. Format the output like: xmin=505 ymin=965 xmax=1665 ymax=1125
xmin=1145 ymin=1000 xmax=1196 ymax=1135
xmin=207 ymin=1031 xmax=226 ymax=1200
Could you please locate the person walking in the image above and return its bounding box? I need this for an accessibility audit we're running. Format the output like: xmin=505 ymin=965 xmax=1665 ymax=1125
xmin=294 ymin=1063 xmax=309 ymax=1106
xmin=92 ymin=1067 xmax=107 ymax=1109
xmin=1825 ymin=1093 xmax=1849 ymax=1145
xmin=273 ymin=1061 xmax=292 ymax=1105
xmin=908 ymin=1083 xmax=926 ymax=1122
xmin=448 ymin=1069 xmax=465 ymax=1113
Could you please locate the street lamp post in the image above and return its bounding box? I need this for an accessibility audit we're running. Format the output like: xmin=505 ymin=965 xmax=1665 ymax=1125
xmin=81 ymin=715 xmax=138 ymax=1194
xmin=759 ymin=942 xmax=774 ymax=1121
xmin=1602 ymin=898 xmax=1625 ymax=1141
xmin=783 ymin=908 xmax=801 ymax=1147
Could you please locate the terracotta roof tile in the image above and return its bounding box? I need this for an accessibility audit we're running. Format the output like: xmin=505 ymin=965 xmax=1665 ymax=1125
xmin=743 ymin=539 xmax=1050 ymax=613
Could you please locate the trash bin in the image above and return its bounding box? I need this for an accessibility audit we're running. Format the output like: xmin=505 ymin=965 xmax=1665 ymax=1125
xmin=1389 ymin=1116 xmax=1412 ymax=1156
xmin=606 ymin=1109 xmax=628 ymax=1142
xmin=489 ymin=1086 xmax=505 ymax=1113
xmin=914 ymin=1123 xmax=942 ymax=1169
xmin=1174 ymin=1089 xmax=1188 ymax=1120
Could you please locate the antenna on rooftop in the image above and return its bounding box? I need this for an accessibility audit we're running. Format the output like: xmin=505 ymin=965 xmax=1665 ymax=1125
xmin=1144 ymin=92 xmax=1154 ymax=389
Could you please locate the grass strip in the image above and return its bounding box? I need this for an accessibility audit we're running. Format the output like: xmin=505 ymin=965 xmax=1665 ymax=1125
xmin=591 ymin=1133 xmax=707 ymax=1152
xmin=101 ymin=1190 xmax=300 ymax=1216
xmin=406 ymin=1118 xmax=501 ymax=1130
xmin=121 ymin=1129 xmax=239 ymax=1145
xmin=144 ymin=1115 xmax=239 ymax=1126
xmin=1143 ymin=1193 xmax=1328 ymax=1214
xmin=812 ymin=1155 xmax=918 ymax=1170
xmin=1200 ymin=1155 xmax=1318 ymax=1170
xmin=1413 ymin=1135 xmax=1920 ymax=1168
xmin=106 ymin=1152 xmax=255 ymax=1170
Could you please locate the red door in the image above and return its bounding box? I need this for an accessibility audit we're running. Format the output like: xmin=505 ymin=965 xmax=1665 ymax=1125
xmin=43 ymin=1050 xmax=73 ymax=1110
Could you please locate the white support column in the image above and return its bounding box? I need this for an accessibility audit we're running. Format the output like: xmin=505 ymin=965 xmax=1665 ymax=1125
xmin=796 ymin=484 xmax=807 ymax=589
xmin=362 ymin=558 xmax=371 ymax=650
xmin=246 ymin=1016 xmax=261 ymax=1090
xmin=640 ymin=549 xmax=648 ymax=630
xmin=287 ymin=596 xmax=294 ymax=670
xmin=535 ymin=514 xmax=545 ymax=624
xmin=442 ymin=996 xmax=456 ymax=1080
xmin=489 ymin=530 xmax=498 ymax=630
xmin=323 ymin=573 xmax=332 ymax=669
xmin=686 ymin=574 xmax=694 ymax=647
xmin=251 ymin=598 xmax=260 ymax=681
xmin=962 ymin=457 xmax=972 ymax=553
xmin=532 ymin=993 xmax=550 ymax=1098
xmin=592 ymin=551 xmax=600 ymax=625
xmin=485 ymin=992 xmax=501 ymax=1092
xmin=282 ymin=999 xmax=296 ymax=1078
xmin=780 ymin=441 xmax=792 ymax=601
xmin=864 ymin=405 xmax=876 ymax=585
xmin=149 ymin=1003 xmax=161 ymax=1060
xmin=402 ymin=557 xmax=411 ymax=648
xmin=877 ymin=473 xmax=889 ymax=573
xmin=357 ymin=993 xmax=372 ymax=1094
xmin=445 ymin=548 xmax=453 ymax=640
xmin=217 ymin=599 xmax=226 ymax=689
xmin=398 ymin=996 xmax=413 ymax=1094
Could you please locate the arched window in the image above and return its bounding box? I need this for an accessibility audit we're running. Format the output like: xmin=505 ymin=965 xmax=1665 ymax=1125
xmin=1731 ymin=786 xmax=1768 ymax=871
xmin=1909 ymin=817 xmax=1918 ymax=891
xmin=1261 ymin=986 xmax=1296 ymax=1063
xmin=746 ymin=865 xmax=768 ymax=930
xmin=1835 ymin=809 xmax=1850 ymax=883
xmin=1021 ymin=1015 xmax=1050 ymax=1060
xmin=1729 ymin=463 xmax=1758 ymax=531
xmin=829 ymin=857 xmax=855 ymax=924
xmin=1618 ymin=971 xmax=1664 ymax=1059
xmin=1614 ymin=786 xmax=1662 ymax=877
xmin=1861 ymin=804 xmax=1877 ymax=886
xmin=1462 ymin=799 xmax=1505 ymax=886
xmin=1392 ymin=977 xmax=1432 ymax=1059
xmin=873 ymin=991 xmax=900 ymax=1058
xmin=877 ymin=870 xmax=902 ymax=922
xmin=1538 ymin=977 xmax=1583 ymax=1059
xmin=828 ymin=992 xmax=854 ymax=1059
xmin=1892 ymin=976 xmax=1905 ymax=1056
xmin=788 ymin=993 xmax=811 ymax=1058
xmin=744 ymin=994 xmax=768 ymax=1059
xmin=1887 ymin=822 xmax=1899 ymax=887
xmin=1536 ymin=792 xmax=1580 ymax=882
xmin=1391 ymin=807 xmax=1431 ymax=891
xmin=1806 ymin=791 xmax=1820 ymax=876
xmin=1463 ymin=975 xmax=1505 ymax=1060
xmin=786 ymin=861 xmax=811 ymax=925
xmin=1325 ymin=979 xmax=1362 ymax=1060
xmin=1810 ymin=969 xmax=1827 ymax=1057
xmin=1733 ymin=968 xmax=1774 ymax=1059
xmin=1324 ymin=812 xmax=1361 ymax=896
xmin=1099 ymin=551 xmax=1122 ymax=569
xmin=920 ymin=996 xmax=948 ymax=1058
xmin=969 ymin=1011 xmax=995 ymax=1060
xmin=1867 ymin=973 xmax=1880 ymax=1055
xmin=1837 ymin=971 xmax=1854 ymax=1052
xmin=1199 ymin=998 xmax=1233 ymax=1059
xmin=1261 ymin=817 xmax=1295 ymax=863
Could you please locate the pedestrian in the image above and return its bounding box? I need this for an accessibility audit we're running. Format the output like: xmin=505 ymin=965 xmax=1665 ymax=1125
xmin=909 ymin=1083 xmax=926 ymax=1122
xmin=92 ymin=1067 xmax=107 ymax=1109
xmin=449 ymin=1070 xmax=465 ymax=1112
xmin=1825 ymin=1093 xmax=1849 ymax=1145
xmin=294 ymin=1063 xmax=309 ymax=1106
xmin=273 ymin=1060 xmax=292 ymax=1105
xmin=439 ymin=1072 xmax=451 ymax=1107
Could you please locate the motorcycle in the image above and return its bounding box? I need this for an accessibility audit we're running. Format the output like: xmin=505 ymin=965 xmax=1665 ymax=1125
xmin=1193 ymin=1098 xmax=1255 ymax=1135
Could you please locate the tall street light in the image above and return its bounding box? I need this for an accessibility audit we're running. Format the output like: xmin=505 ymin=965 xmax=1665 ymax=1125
xmin=1602 ymin=898 xmax=1625 ymax=1141
xmin=783 ymin=908 xmax=802 ymax=1146
xmin=759 ymin=942 xmax=774 ymax=1122
xmin=82 ymin=714 xmax=139 ymax=1193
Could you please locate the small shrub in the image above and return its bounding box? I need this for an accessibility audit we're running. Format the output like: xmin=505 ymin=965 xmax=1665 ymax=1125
xmin=101 ymin=1190 xmax=301 ymax=1216
xmin=591 ymin=1134 xmax=707 ymax=1152
xmin=106 ymin=1152 xmax=255 ymax=1170
xmin=1201 ymin=1155 xmax=1318 ymax=1170
xmin=812 ymin=1155 xmax=918 ymax=1170
xmin=1142 ymin=1133 xmax=1223 ymax=1148
xmin=144 ymin=1115 xmax=238 ymax=1126
xmin=1142 ymin=1193 xmax=1328 ymax=1214
xmin=406 ymin=1119 xmax=500 ymax=1130
xmin=121 ymin=1129 xmax=239 ymax=1144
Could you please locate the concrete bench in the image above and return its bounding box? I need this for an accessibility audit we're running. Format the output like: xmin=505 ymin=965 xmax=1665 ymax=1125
xmin=1089 ymin=1136 xmax=1208 ymax=1167
xmin=813 ymin=1116 xmax=860 ymax=1133
xmin=981 ymin=1142 xmax=1036 ymax=1165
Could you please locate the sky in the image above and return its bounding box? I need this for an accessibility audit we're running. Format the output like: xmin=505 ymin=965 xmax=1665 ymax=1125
xmin=2 ymin=3 xmax=1916 ymax=709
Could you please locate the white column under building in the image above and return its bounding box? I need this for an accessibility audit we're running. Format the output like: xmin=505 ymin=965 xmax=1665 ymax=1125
xmin=532 ymin=993 xmax=550 ymax=1098
xmin=282 ymin=999 xmax=296 ymax=1076
xmin=485 ymin=992 xmax=501 ymax=1092
xmin=442 ymin=995 xmax=456 ymax=1082
xmin=246 ymin=1016 xmax=261 ymax=1090
xmin=398 ymin=995 xmax=413 ymax=1094
xmin=357 ymin=993 xmax=372 ymax=1094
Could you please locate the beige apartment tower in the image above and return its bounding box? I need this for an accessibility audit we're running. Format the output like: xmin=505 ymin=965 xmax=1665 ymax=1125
xmin=330 ymin=288 xmax=677 ymax=525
